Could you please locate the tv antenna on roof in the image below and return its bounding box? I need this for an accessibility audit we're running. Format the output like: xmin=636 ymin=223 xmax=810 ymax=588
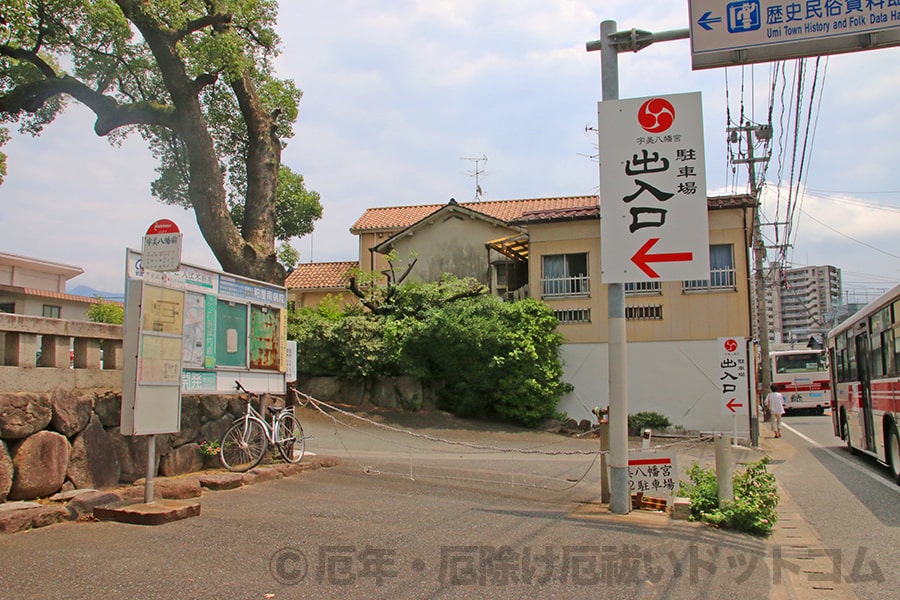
xmin=461 ymin=154 xmax=488 ymax=200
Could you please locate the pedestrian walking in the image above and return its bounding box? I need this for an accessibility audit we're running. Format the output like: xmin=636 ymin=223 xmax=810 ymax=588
xmin=766 ymin=383 xmax=786 ymax=438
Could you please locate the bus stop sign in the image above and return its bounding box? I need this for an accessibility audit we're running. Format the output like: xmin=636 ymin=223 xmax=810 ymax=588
xmin=143 ymin=219 xmax=182 ymax=272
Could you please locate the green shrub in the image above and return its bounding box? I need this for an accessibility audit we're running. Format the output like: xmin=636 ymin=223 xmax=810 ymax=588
xmin=678 ymin=462 xmax=720 ymax=520
xmin=287 ymin=277 xmax=572 ymax=427
xmin=627 ymin=411 xmax=671 ymax=435
xmin=86 ymin=301 xmax=124 ymax=324
xmin=678 ymin=457 xmax=779 ymax=536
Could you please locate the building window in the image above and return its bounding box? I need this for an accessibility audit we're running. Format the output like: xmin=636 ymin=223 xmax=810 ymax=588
xmin=42 ymin=304 xmax=61 ymax=318
xmin=553 ymin=308 xmax=591 ymax=323
xmin=626 ymin=305 xmax=663 ymax=320
xmin=625 ymin=281 xmax=662 ymax=295
xmin=0 ymin=302 xmax=14 ymax=313
xmin=683 ymin=245 xmax=735 ymax=291
xmin=542 ymin=253 xmax=589 ymax=297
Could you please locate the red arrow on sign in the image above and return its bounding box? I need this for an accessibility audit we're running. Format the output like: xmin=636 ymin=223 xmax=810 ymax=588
xmin=631 ymin=237 xmax=694 ymax=278
xmin=726 ymin=398 xmax=743 ymax=413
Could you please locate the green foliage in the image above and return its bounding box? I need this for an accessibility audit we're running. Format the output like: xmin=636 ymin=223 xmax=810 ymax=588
xmin=287 ymin=305 xmax=392 ymax=379
xmin=230 ymin=165 xmax=322 ymax=241
xmin=287 ymin=277 xmax=572 ymax=427
xmin=627 ymin=412 xmax=672 ymax=435
xmin=678 ymin=457 xmax=779 ymax=536
xmin=0 ymin=1 xmax=320 ymax=282
xmin=86 ymin=300 xmax=124 ymax=324
xmin=677 ymin=462 xmax=721 ymax=520
xmin=277 ymin=242 xmax=300 ymax=270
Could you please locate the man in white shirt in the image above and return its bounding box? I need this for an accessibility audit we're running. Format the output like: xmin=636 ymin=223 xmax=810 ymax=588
xmin=766 ymin=383 xmax=786 ymax=438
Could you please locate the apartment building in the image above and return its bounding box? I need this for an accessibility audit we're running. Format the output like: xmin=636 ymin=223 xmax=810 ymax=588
xmin=766 ymin=264 xmax=842 ymax=346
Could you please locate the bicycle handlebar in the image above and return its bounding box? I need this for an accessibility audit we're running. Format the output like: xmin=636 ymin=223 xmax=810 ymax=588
xmin=234 ymin=380 xmax=251 ymax=394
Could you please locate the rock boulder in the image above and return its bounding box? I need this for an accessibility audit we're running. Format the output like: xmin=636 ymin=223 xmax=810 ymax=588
xmin=67 ymin=415 xmax=121 ymax=489
xmin=8 ymin=431 xmax=70 ymax=500
xmin=0 ymin=441 xmax=13 ymax=503
xmin=0 ymin=393 xmax=53 ymax=439
xmin=50 ymin=389 xmax=93 ymax=437
xmin=159 ymin=443 xmax=203 ymax=477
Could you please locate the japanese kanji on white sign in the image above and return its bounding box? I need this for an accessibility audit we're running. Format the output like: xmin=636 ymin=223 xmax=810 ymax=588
xmin=718 ymin=336 xmax=749 ymax=416
xmin=142 ymin=218 xmax=183 ymax=272
xmin=627 ymin=451 xmax=678 ymax=500
xmin=598 ymin=92 xmax=709 ymax=283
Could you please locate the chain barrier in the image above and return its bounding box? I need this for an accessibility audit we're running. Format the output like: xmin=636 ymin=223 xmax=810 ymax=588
xmin=291 ymin=390 xmax=726 ymax=493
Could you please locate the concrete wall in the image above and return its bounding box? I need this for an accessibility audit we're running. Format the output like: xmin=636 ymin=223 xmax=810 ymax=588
xmin=0 ymin=313 xmax=122 ymax=392
xmin=558 ymin=339 xmax=758 ymax=435
xmin=385 ymin=215 xmax=515 ymax=286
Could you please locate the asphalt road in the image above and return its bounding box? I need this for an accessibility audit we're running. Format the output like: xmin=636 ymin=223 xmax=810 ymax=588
xmin=0 ymin=405 xmax=790 ymax=599
xmin=772 ymin=411 xmax=900 ymax=600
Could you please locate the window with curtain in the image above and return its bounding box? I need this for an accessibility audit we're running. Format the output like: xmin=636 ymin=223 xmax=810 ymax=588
xmin=683 ymin=244 xmax=735 ymax=291
xmin=542 ymin=253 xmax=589 ymax=297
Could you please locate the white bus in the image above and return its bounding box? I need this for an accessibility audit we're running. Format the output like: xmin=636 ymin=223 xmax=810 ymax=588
xmin=769 ymin=348 xmax=831 ymax=415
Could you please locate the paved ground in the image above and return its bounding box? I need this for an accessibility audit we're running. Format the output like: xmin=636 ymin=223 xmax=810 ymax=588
xmin=0 ymin=403 xmax=857 ymax=599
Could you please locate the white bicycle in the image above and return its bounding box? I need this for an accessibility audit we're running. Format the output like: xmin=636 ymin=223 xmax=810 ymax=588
xmin=220 ymin=381 xmax=306 ymax=472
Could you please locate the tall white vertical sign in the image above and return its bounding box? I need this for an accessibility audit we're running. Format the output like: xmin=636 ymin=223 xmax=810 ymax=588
xmin=718 ymin=336 xmax=749 ymax=416
xmin=598 ymin=92 xmax=709 ymax=283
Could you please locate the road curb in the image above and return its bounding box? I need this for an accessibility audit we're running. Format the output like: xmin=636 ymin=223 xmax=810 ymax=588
xmin=0 ymin=455 xmax=342 ymax=535
xmin=761 ymin=434 xmax=859 ymax=600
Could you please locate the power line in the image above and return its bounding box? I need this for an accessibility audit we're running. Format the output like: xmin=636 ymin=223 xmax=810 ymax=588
xmin=799 ymin=207 xmax=900 ymax=261
xmin=802 ymin=191 xmax=900 ymax=213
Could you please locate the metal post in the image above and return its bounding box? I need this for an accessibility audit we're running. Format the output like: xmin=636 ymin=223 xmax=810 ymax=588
xmin=714 ymin=434 xmax=734 ymax=505
xmin=588 ymin=19 xmax=690 ymax=516
xmin=598 ymin=20 xmax=631 ymax=516
xmin=598 ymin=413 xmax=610 ymax=504
xmin=144 ymin=434 xmax=155 ymax=504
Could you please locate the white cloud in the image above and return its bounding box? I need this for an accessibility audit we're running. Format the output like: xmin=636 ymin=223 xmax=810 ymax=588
xmin=1 ymin=1 xmax=898 ymax=298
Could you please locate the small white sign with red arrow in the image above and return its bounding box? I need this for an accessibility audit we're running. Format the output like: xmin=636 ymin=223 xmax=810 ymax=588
xmin=598 ymin=92 xmax=710 ymax=283
xmin=718 ymin=336 xmax=749 ymax=417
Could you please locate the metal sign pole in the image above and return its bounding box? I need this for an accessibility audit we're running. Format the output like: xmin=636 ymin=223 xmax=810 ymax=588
xmin=588 ymin=20 xmax=690 ymax=516
xmin=599 ymin=20 xmax=630 ymax=517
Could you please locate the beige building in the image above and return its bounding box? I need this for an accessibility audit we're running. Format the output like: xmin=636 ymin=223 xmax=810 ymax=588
xmin=0 ymin=251 xmax=113 ymax=320
xmin=288 ymin=194 xmax=757 ymax=432
xmin=284 ymin=261 xmax=358 ymax=310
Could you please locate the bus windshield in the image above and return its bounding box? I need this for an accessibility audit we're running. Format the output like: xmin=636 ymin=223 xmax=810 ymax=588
xmin=774 ymin=352 xmax=826 ymax=374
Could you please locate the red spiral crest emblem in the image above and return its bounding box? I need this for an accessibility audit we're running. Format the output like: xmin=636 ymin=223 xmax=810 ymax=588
xmin=637 ymin=98 xmax=675 ymax=133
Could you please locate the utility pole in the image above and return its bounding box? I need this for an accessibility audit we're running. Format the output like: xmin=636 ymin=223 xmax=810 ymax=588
xmin=587 ymin=21 xmax=689 ymax=515
xmin=730 ymin=122 xmax=772 ymax=447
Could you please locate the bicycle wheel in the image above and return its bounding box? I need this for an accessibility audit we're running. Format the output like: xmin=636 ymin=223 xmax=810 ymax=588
xmin=275 ymin=412 xmax=305 ymax=464
xmin=220 ymin=418 xmax=268 ymax=472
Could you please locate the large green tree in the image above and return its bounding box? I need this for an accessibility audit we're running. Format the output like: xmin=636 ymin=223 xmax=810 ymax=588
xmin=0 ymin=0 xmax=321 ymax=283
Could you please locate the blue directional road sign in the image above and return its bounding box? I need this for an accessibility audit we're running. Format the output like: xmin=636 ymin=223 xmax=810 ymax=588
xmin=689 ymin=0 xmax=900 ymax=70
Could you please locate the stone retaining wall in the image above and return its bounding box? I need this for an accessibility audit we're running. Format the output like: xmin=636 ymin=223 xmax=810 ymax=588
xmin=0 ymin=389 xmax=263 ymax=503
xmin=0 ymin=377 xmax=434 ymax=503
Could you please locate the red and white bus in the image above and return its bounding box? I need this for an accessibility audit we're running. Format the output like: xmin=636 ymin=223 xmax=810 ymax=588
xmin=769 ymin=349 xmax=830 ymax=414
xmin=827 ymin=283 xmax=900 ymax=484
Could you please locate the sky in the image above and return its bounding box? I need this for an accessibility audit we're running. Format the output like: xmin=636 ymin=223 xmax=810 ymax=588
xmin=1 ymin=1 xmax=899 ymax=304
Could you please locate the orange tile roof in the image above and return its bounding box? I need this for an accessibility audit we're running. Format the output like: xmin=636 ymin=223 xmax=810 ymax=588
xmin=284 ymin=261 xmax=357 ymax=290
xmin=22 ymin=288 xmax=123 ymax=306
xmin=350 ymin=196 xmax=599 ymax=232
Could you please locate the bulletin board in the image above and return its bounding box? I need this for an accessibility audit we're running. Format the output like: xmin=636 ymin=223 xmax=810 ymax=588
xmin=124 ymin=249 xmax=288 ymax=396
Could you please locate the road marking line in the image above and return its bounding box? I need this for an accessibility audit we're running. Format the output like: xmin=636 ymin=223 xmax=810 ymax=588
xmin=782 ymin=423 xmax=900 ymax=493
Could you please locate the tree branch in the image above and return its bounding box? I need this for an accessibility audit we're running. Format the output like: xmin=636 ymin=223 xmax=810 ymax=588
xmin=347 ymin=276 xmax=383 ymax=314
xmin=0 ymin=45 xmax=57 ymax=78
xmin=0 ymin=74 xmax=177 ymax=136
xmin=177 ymin=14 xmax=232 ymax=41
